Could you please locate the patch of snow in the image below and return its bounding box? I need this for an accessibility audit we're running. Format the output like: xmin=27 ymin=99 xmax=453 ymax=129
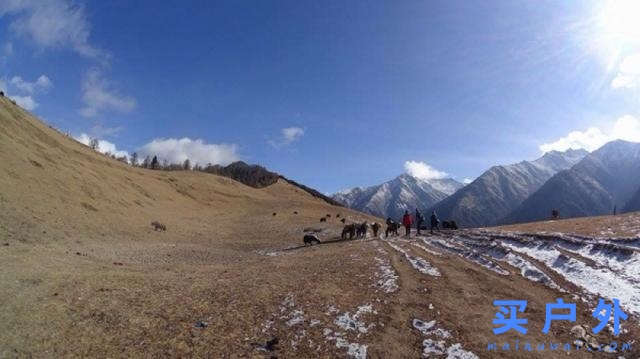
xmin=324 ymin=330 xmax=367 ymax=359
xmin=335 ymin=305 xmax=376 ymax=334
xmin=414 ymin=318 xmax=477 ymax=358
xmin=326 ymin=305 xmax=339 ymax=315
xmin=286 ymin=310 xmax=305 ymax=326
xmin=412 ymin=319 xmax=451 ymax=339
xmin=336 ymin=337 xmax=367 ymax=359
xmin=423 ymin=237 xmax=509 ymax=275
xmin=501 ymin=239 xmax=640 ymax=315
xmin=446 ymin=343 xmax=479 ymax=359
xmin=422 ymin=339 xmax=446 ymax=356
xmin=411 ymin=241 xmax=443 ymax=256
xmin=387 ymin=241 xmax=440 ymax=276
xmin=374 ymin=256 xmax=399 ymax=293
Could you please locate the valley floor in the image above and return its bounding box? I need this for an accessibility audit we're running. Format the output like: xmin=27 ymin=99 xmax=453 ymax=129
xmin=2 ymin=225 xmax=638 ymax=358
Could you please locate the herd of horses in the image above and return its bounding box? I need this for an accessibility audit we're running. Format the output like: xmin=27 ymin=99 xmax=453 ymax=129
xmin=340 ymin=218 xmax=458 ymax=240
xmin=303 ymin=213 xmax=459 ymax=246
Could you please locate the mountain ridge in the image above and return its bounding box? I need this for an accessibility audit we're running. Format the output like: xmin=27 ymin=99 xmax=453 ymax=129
xmin=332 ymin=174 xmax=463 ymax=219
xmin=427 ymin=148 xmax=589 ymax=228
xmin=505 ymin=140 xmax=640 ymax=223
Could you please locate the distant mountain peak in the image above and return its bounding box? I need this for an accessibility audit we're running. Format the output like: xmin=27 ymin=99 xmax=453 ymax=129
xmin=332 ymin=173 xmax=463 ymax=219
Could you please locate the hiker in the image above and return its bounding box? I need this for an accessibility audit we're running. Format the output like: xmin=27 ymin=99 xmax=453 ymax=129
xmin=415 ymin=208 xmax=424 ymax=235
xmin=430 ymin=211 xmax=440 ymax=234
xmin=402 ymin=210 xmax=412 ymax=237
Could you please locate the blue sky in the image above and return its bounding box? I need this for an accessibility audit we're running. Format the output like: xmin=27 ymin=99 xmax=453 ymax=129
xmin=2 ymin=0 xmax=640 ymax=193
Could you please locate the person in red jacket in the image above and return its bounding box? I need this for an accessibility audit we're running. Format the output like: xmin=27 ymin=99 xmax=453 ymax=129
xmin=402 ymin=210 xmax=412 ymax=237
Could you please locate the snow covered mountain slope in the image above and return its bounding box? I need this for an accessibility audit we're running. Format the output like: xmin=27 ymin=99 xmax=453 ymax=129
xmin=332 ymin=174 xmax=463 ymax=220
xmin=506 ymin=140 xmax=640 ymax=223
xmin=428 ymin=149 xmax=588 ymax=228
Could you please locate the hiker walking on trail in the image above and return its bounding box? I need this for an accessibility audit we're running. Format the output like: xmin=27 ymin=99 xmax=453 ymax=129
xmin=415 ymin=208 xmax=424 ymax=235
xmin=402 ymin=210 xmax=412 ymax=237
xmin=430 ymin=211 xmax=440 ymax=234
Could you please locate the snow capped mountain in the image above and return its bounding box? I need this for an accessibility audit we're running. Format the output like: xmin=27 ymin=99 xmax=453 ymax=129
xmin=428 ymin=148 xmax=588 ymax=228
xmin=506 ymin=140 xmax=640 ymax=223
xmin=332 ymin=174 xmax=463 ymax=220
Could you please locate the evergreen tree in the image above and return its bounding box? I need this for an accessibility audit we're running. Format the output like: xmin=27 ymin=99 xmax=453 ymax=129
xmin=150 ymin=155 xmax=159 ymax=170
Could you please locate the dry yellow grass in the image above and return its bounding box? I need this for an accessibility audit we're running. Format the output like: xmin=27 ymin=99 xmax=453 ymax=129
xmin=1 ymin=96 xmax=638 ymax=358
xmin=495 ymin=211 xmax=640 ymax=238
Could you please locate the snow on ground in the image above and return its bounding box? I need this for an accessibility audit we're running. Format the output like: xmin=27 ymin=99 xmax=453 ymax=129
xmin=451 ymin=234 xmax=563 ymax=290
xmin=420 ymin=236 xmax=509 ymax=275
xmin=386 ymin=241 xmax=440 ymax=276
xmin=552 ymin=239 xmax=640 ymax=284
xmin=373 ymin=255 xmax=399 ymax=293
xmin=410 ymin=241 xmax=443 ymax=256
xmin=323 ymin=328 xmax=368 ymax=359
xmin=323 ymin=303 xmax=379 ymax=359
xmin=446 ymin=343 xmax=479 ymax=359
xmin=334 ymin=304 xmax=377 ymax=334
xmin=497 ymin=236 xmax=640 ymax=316
xmin=497 ymin=250 xmax=562 ymax=290
xmin=412 ymin=319 xmax=451 ymax=339
xmin=373 ymin=245 xmax=399 ymax=293
xmin=412 ymin=318 xmax=478 ymax=358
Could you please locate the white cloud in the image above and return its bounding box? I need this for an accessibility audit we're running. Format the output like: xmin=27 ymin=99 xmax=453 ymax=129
xmin=0 ymin=0 xmax=105 ymax=59
xmin=611 ymin=53 xmax=640 ymax=89
xmin=74 ymin=133 xmax=128 ymax=158
xmin=269 ymin=126 xmax=305 ymax=148
xmin=539 ymin=115 xmax=640 ymax=152
xmin=282 ymin=127 xmax=304 ymax=144
xmin=10 ymin=74 xmax=52 ymax=93
xmin=610 ymin=115 xmax=640 ymax=142
xmin=404 ymin=161 xmax=448 ymax=180
xmin=539 ymin=127 xmax=609 ymax=153
xmin=462 ymin=178 xmax=473 ymax=184
xmin=138 ymin=138 xmax=239 ymax=166
xmin=79 ymin=69 xmax=136 ymax=118
xmin=10 ymin=94 xmax=38 ymax=110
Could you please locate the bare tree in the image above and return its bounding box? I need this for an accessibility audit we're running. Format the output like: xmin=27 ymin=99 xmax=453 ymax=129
xmin=142 ymin=155 xmax=151 ymax=169
xmin=130 ymin=152 xmax=139 ymax=166
xmin=183 ymin=158 xmax=191 ymax=171
xmin=89 ymin=138 xmax=99 ymax=150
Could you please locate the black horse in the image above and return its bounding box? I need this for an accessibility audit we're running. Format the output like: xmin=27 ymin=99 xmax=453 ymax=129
xmin=385 ymin=218 xmax=400 ymax=238
xmin=341 ymin=224 xmax=356 ymax=240
xmin=356 ymin=222 xmax=368 ymax=239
